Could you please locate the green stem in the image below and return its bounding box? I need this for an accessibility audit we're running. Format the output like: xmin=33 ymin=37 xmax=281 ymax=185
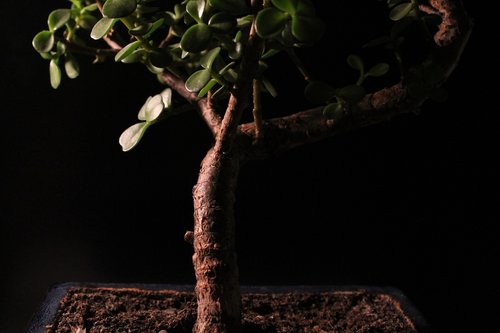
xmin=121 ymin=17 xmax=154 ymax=51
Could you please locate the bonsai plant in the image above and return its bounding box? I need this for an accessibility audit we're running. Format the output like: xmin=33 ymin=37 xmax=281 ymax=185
xmin=32 ymin=0 xmax=471 ymax=332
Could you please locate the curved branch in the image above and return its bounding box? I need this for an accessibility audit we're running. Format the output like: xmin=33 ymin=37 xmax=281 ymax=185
xmin=238 ymin=0 xmax=472 ymax=160
xmin=160 ymin=71 xmax=221 ymax=136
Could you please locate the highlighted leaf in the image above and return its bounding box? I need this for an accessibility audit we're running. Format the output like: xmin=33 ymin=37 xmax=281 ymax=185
xmin=347 ymin=54 xmax=364 ymax=72
xmin=389 ymin=2 xmax=413 ymax=21
xmin=48 ymin=9 xmax=71 ymax=31
xmin=103 ymin=0 xmax=137 ymax=18
xmin=180 ymin=23 xmax=212 ymax=53
xmin=32 ymin=31 xmax=54 ymax=53
xmin=271 ymin=0 xmax=298 ymax=14
xmin=91 ymin=17 xmax=117 ymax=40
xmin=49 ymin=59 xmax=62 ymax=89
xmin=291 ymin=15 xmax=324 ymax=43
xmin=64 ymin=55 xmax=80 ymax=79
xmin=186 ymin=69 xmax=212 ymax=92
xmin=366 ymin=63 xmax=389 ymax=77
xmin=201 ymin=47 xmax=221 ymax=69
xmin=115 ymin=41 xmax=141 ymax=62
xmin=119 ymin=122 xmax=149 ymax=152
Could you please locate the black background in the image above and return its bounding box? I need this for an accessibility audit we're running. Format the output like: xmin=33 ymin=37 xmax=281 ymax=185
xmin=1 ymin=1 xmax=497 ymax=332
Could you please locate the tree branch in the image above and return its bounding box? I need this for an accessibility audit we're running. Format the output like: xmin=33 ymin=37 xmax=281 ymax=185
xmin=160 ymin=71 xmax=222 ymax=136
xmin=237 ymin=0 xmax=472 ymax=160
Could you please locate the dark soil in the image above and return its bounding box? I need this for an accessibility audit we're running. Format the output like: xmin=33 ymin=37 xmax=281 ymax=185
xmin=45 ymin=288 xmax=418 ymax=333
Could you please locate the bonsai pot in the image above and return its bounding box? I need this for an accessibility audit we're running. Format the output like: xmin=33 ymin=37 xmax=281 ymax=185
xmin=28 ymin=283 xmax=428 ymax=333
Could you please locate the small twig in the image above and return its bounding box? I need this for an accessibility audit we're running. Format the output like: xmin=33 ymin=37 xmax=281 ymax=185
xmin=56 ymin=36 xmax=118 ymax=56
xmin=286 ymin=48 xmax=311 ymax=82
xmin=252 ymin=79 xmax=264 ymax=141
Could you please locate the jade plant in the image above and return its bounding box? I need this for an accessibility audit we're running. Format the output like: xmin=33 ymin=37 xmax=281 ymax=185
xmin=34 ymin=0 xmax=471 ymax=331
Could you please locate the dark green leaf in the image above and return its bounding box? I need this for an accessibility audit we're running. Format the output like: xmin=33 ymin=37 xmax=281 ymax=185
xmin=49 ymin=59 xmax=62 ymax=89
xmin=208 ymin=0 xmax=247 ymax=15
xmin=389 ymin=2 xmax=413 ymax=21
xmin=337 ymin=85 xmax=366 ymax=103
xmin=115 ymin=41 xmax=141 ymax=62
xmin=323 ymin=102 xmax=343 ymax=119
xmin=185 ymin=69 xmax=211 ymax=92
xmin=347 ymin=54 xmax=364 ymax=72
xmin=291 ymin=15 xmax=324 ymax=43
xmin=144 ymin=18 xmax=165 ymax=38
xmin=271 ymin=0 xmax=297 ymax=14
xmin=103 ymin=0 xmax=137 ymax=18
xmin=129 ymin=23 xmax=152 ymax=36
xmin=119 ymin=122 xmax=149 ymax=152
xmin=387 ymin=0 xmax=406 ymax=8
xmin=32 ymin=31 xmax=54 ymax=53
xmin=261 ymin=77 xmax=278 ymax=98
xmin=305 ymin=81 xmax=337 ymax=104
xmin=295 ymin=0 xmax=315 ymax=16
xmin=82 ymin=3 xmax=99 ymax=12
xmin=121 ymin=49 xmax=144 ymax=63
xmin=255 ymin=8 xmax=288 ymax=38
xmin=366 ymin=63 xmax=389 ymax=77
xmin=64 ymin=55 xmax=80 ymax=79
xmin=48 ymin=9 xmax=71 ymax=31
xmin=91 ymin=17 xmax=117 ymax=40
xmin=180 ymin=23 xmax=212 ymax=53
xmin=198 ymin=79 xmax=218 ymax=97
xmin=186 ymin=0 xmax=205 ymax=22
xmin=208 ymin=12 xmax=237 ymax=32
xmin=201 ymin=47 xmax=221 ymax=69
xmin=149 ymin=50 xmax=172 ymax=68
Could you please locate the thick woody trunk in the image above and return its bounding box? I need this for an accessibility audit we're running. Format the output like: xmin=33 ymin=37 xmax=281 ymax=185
xmin=192 ymin=148 xmax=241 ymax=333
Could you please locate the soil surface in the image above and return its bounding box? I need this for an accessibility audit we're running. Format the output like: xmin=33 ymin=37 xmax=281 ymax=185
xmin=45 ymin=288 xmax=418 ymax=333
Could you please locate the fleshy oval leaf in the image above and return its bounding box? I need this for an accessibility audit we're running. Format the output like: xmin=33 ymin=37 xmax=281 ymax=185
xmin=91 ymin=17 xmax=117 ymax=40
xmin=48 ymin=9 xmax=71 ymax=31
xmin=115 ymin=40 xmax=141 ymax=62
xmin=180 ymin=23 xmax=212 ymax=53
xmin=49 ymin=59 xmax=62 ymax=89
xmin=366 ymin=63 xmax=389 ymax=77
xmin=271 ymin=0 xmax=297 ymax=14
xmin=119 ymin=122 xmax=149 ymax=152
xmin=103 ymin=0 xmax=137 ymax=18
xmin=201 ymin=47 xmax=221 ymax=69
xmin=198 ymin=79 xmax=218 ymax=97
xmin=185 ymin=69 xmax=211 ymax=92
xmin=256 ymin=8 xmax=288 ymax=38
xmin=323 ymin=102 xmax=343 ymax=120
xmin=291 ymin=15 xmax=324 ymax=43
xmin=208 ymin=12 xmax=237 ymax=32
xmin=32 ymin=31 xmax=55 ymax=53
xmin=337 ymin=84 xmax=366 ymax=104
xmin=389 ymin=2 xmax=414 ymax=21
xmin=347 ymin=54 xmax=364 ymax=72
xmin=64 ymin=55 xmax=80 ymax=79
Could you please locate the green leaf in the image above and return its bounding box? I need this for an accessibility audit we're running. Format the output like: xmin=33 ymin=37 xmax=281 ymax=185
xmin=255 ymin=8 xmax=288 ymax=38
xmin=186 ymin=0 xmax=205 ymax=23
xmin=347 ymin=54 xmax=364 ymax=72
xmin=271 ymin=0 xmax=297 ymax=14
xmin=323 ymin=102 xmax=343 ymax=120
xmin=103 ymin=0 xmax=137 ymax=18
xmin=49 ymin=59 xmax=62 ymax=89
xmin=129 ymin=23 xmax=152 ymax=36
xmin=149 ymin=50 xmax=172 ymax=68
xmin=201 ymin=47 xmax=221 ymax=69
xmin=143 ymin=95 xmax=164 ymax=121
xmin=208 ymin=12 xmax=237 ymax=32
xmin=144 ymin=18 xmax=165 ymax=38
xmin=64 ymin=55 xmax=80 ymax=79
xmin=261 ymin=77 xmax=278 ymax=98
xmin=185 ymin=69 xmax=211 ymax=92
xmin=389 ymin=2 xmax=413 ymax=21
xmin=48 ymin=9 xmax=71 ymax=31
xmin=91 ymin=17 xmax=117 ymax=40
xmin=115 ymin=40 xmax=141 ymax=62
xmin=82 ymin=3 xmax=99 ymax=12
xmin=32 ymin=31 xmax=55 ymax=53
xmin=121 ymin=49 xmax=144 ymax=63
xmin=295 ymin=0 xmax=315 ymax=16
xmin=119 ymin=122 xmax=149 ymax=152
xmin=337 ymin=84 xmax=366 ymax=103
xmin=180 ymin=23 xmax=212 ymax=53
xmin=208 ymin=0 xmax=247 ymax=15
xmin=291 ymin=15 xmax=324 ymax=43
xmin=304 ymin=81 xmax=337 ymax=104
xmin=366 ymin=63 xmax=389 ymax=77
xmin=198 ymin=79 xmax=218 ymax=97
